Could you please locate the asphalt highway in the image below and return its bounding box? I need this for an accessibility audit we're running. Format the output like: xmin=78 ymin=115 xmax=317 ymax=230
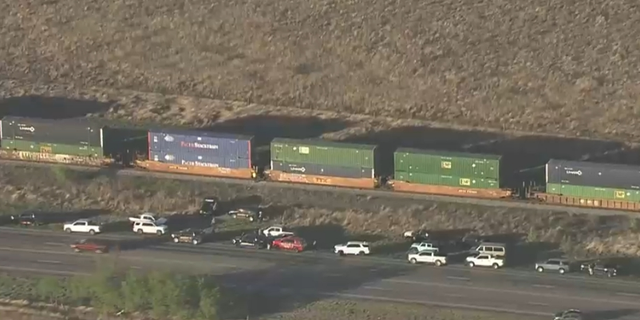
xmin=1 ymin=227 xmax=640 ymax=319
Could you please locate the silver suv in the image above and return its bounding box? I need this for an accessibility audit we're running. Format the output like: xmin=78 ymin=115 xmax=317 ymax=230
xmin=536 ymin=258 xmax=572 ymax=275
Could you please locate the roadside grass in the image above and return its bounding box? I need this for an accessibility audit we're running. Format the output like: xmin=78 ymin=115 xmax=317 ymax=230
xmin=2 ymin=165 xmax=640 ymax=261
xmin=0 ymin=266 xmax=241 ymax=320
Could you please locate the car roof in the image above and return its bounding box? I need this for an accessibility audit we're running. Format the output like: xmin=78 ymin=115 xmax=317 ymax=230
xmin=346 ymin=241 xmax=368 ymax=245
xmin=477 ymin=242 xmax=506 ymax=246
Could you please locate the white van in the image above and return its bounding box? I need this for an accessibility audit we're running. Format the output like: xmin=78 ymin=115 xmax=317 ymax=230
xmin=473 ymin=242 xmax=506 ymax=257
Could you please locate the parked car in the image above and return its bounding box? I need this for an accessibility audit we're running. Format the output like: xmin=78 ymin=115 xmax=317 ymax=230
xmin=63 ymin=219 xmax=102 ymax=235
xmin=535 ymin=258 xmax=572 ymax=274
xmin=227 ymin=206 xmax=264 ymax=222
xmin=269 ymin=236 xmax=308 ymax=252
xmin=70 ymin=239 xmax=110 ymax=253
xmin=553 ymin=309 xmax=583 ymax=320
xmin=198 ymin=197 xmax=219 ymax=215
xmin=262 ymin=225 xmax=295 ymax=238
xmin=11 ymin=212 xmax=41 ymax=226
xmin=232 ymin=233 xmax=269 ymax=249
xmin=132 ymin=221 xmax=168 ymax=235
xmin=403 ymin=229 xmax=429 ymax=242
xmin=334 ymin=241 xmax=370 ymax=256
xmin=465 ymin=253 xmax=504 ymax=269
xmin=407 ymin=249 xmax=447 ymax=266
xmin=128 ymin=213 xmax=167 ymax=225
xmin=171 ymin=228 xmax=213 ymax=245
xmin=580 ymin=260 xmax=618 ymax=277
xmin=410 ymin=241 xmax=439 ymax=252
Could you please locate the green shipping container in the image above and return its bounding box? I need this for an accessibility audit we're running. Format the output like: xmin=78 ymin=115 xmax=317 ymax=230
xmin=394 ymin=148 xmax=501 ymax=180
xmin=1 ymin=139 xmax=104 ymax=158
xmin=395 ymin=171 xmax=499 ymax=189
xmin=271 ymin=138 xmax=376 ymax=169
xmin=546 ymin=183 xmax=640 ymax=202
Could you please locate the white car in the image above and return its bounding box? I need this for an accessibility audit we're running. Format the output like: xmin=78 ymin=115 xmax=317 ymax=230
xmin=410 ymin=241 xmax=438 ymax=252
xmin=133 ymin=221 xmax=168 ymax=235
xmin=63 ymin=219 xmax=102 ymax=235
xmin=262 ymin=226 xmax=295 ymax=238
xmin=407 ymin=250 xmax=447 ymax=266
xmin=128 ymin=213 xmax=167 ymax=225
xmin=466 ymin=253 xmax=504 ymax=269
xmin=334 ymin=241 xmax=370 ymax=256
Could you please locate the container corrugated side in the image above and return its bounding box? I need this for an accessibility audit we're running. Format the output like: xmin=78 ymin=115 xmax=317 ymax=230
xmin=394 ymin=171 xmax=499 ymax=189
xmin=149 ymin=150 xmax=251 ymax=169
xmin=149 ymin=131 xmax=251 ymax=159
xmin=1 ymin=139 xmax=103 ymax=157
xmin=395 ymin=148 xmax=500 ymax=179
xmin=271 ymin=160 xmax=374 ymax=179
xmin=1 ymin=117 xmax=102 ymax=147
xmin=546 ymin=159 xmax=640 ymax=190
xmin=546 ymin=183 xmax=640 ymax=202
xmin=270 ymin=138 xmax=376 ymax=168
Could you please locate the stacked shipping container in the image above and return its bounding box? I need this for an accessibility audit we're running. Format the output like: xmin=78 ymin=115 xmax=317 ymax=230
xmin=145 ymin=129 xmax=253 ymax=177
xmin=270 ymin=138 xmax=377 ymax=179
xmin=546 ymin=159 xmax=640 ymax=201
xmin=0 ymin=116 xmax=103 ymax=157
xmin=393 ymin=148 xmax=502 ymax=189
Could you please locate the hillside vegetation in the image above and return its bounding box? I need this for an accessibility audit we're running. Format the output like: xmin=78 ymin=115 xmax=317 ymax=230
xmin=1 ymin=0 xmax=640 ymax=140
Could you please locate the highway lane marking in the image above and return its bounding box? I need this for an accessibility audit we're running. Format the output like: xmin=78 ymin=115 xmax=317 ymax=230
xmin=362 ymin=286 xmax=389 ymax=290
xmin=0 ymin=266 xmax=89 ymax=276
xmin=36 ymin=260 xmax=62 ymax=264
xmin=616 ymin=292 xmax=640 ymax=297
xmin=383 ymin=279 xmax=640 ymax=306
xmin=527 ymin=302 xmax=549 ymax=306
xmin=532 ymin=284 xmax=555 ymax=288
xmin=443 ymin=293 xmax=465 ymax=298
xmin=446 ymin=276 xmax=470 ymax=281
xmin=44 ymin=242 xmax=65 ymax=246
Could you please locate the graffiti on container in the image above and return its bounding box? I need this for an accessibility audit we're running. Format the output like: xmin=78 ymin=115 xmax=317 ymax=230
xmin=313 ymin=177 xmax=331 ymax=184
xmin=181 ymin=160 xmax=220 ymax=168
xmin=180 ymin=141 xmax=219 ymax=150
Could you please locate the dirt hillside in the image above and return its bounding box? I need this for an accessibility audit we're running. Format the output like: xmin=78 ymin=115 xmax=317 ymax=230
xmin=1 ymin=0 xmax=639 ymax=140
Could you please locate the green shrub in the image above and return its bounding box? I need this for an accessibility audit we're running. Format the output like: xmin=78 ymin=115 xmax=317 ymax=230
xmin=0 ymin=268 xmax=233 ymax=320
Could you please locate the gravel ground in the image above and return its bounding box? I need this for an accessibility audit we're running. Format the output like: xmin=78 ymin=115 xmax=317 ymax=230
xmin=1 ymin=0 xmax=639 ymax=140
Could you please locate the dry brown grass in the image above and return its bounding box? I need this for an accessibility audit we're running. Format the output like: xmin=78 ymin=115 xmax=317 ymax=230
xmin=3 ymin=164 xmax=640 ymax=259
xmin=1 ymin=0 xmax=640 ymax=140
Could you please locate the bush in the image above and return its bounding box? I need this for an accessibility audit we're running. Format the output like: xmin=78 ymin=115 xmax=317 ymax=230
xmin=0 ymin=267 xmax=237 ymax=320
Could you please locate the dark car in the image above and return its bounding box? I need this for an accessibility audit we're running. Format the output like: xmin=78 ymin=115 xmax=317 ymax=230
xmin=232 ymin=233 xmax=269 ymax=249
xmin=553 ymin=309 xmax=583 ymax=320
xmin=70 ymin=239 xmax=110 ymax=253
xmin=171 ymin=228 xmax=213 ymax=245
xmin=580 ymin=260 xmax=618 ymax=277
xmin=199 ymin=197 xmax=219 ymax=215
xmin=227 ymin=206 xmax=264 ymax=222
xmin=11 ymin=212 xmax=41 ymax=226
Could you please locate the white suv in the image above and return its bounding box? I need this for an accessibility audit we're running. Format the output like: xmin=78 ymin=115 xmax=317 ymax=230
xmin=334 ymin=241 xmax=370 ymax=256
xmin=133 ymin=221 xmax=168 ymax=235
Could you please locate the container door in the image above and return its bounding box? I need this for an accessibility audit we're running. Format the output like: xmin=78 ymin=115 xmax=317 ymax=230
xmin=40 ymin=146 xmax=52 ymax=154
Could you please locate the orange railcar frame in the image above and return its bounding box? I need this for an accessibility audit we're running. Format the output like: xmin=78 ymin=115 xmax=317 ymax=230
xmin=266 ymin=170 xmax=377 ymax=189
xmin=389 ymin=180 xmax=513 ymax=199
xmin=135 ymin=160 xmax=254 ymax=179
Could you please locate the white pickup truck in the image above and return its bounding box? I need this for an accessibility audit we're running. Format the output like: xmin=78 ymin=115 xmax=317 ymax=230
xmin=133 ymin=221 xmax=169 ymax=235
xmin=407 ymin=250 xmax=447 ymax=266
xmin=128 ymin=213 xmax=167 ymax=225
xmin=466 ymin=253 xmax=504 ymax=269
xmin=63 ymin=219 xmax=102 ymax=235
xmin=262 ymin=226 xmax=295 ymax=238
xmin=410 ymin=241 xmax=439 ymax=252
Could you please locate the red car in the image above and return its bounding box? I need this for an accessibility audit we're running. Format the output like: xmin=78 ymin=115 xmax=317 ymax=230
xmin=70 ymin=239 xmax=110 ymax=253
xmin=269 ymin=236 xmax=308 ymax=252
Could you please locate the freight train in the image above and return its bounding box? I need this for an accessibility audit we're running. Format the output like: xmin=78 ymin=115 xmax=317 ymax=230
xmin=2 ymin=116 xmax=640 ymax=213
